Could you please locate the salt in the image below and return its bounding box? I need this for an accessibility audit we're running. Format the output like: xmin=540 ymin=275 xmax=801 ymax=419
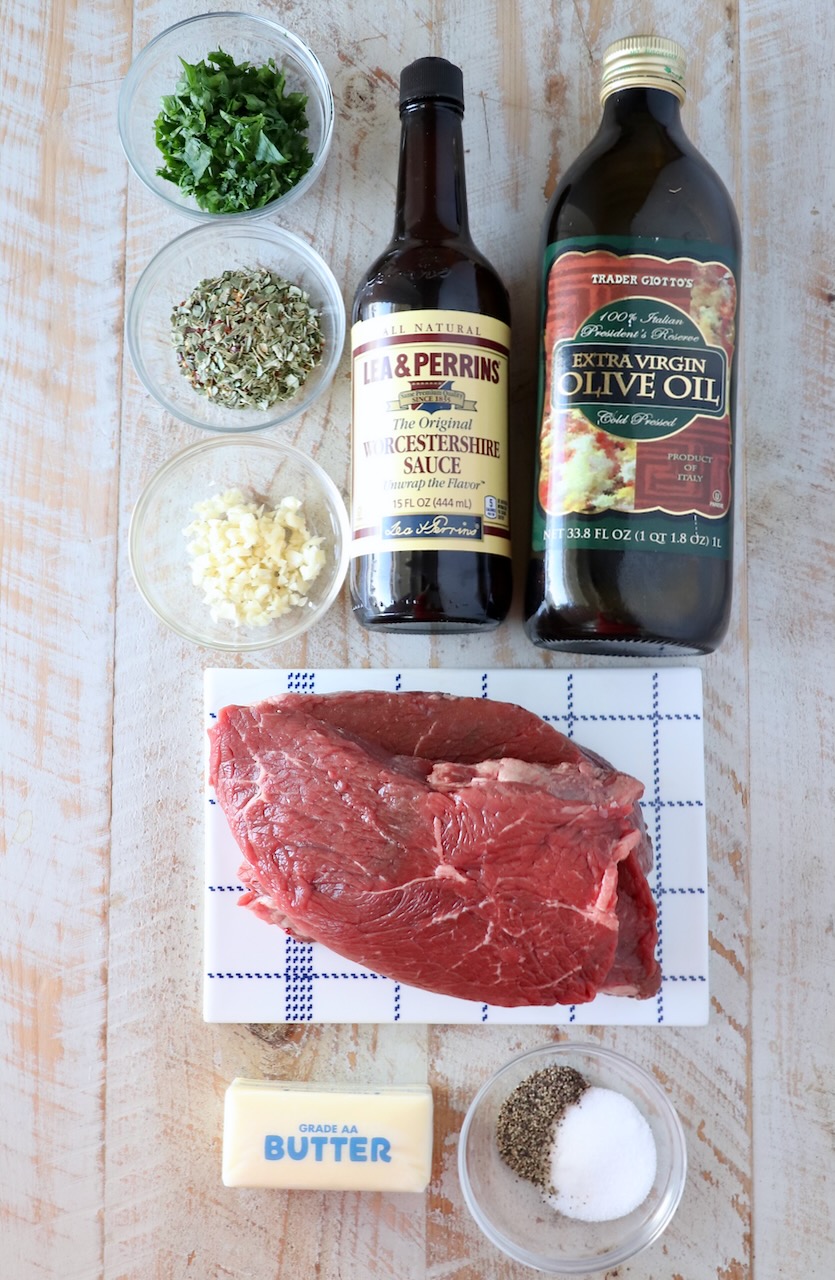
xmin=546 ymin=1086 xmax=657 ymax=1222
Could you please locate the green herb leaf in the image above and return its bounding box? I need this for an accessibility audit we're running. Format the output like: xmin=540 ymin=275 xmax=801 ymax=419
xmin=153 ymin=48 xmax=314 ymax=214
xmin=255 ymin=132 xmax=285 ymax=164
xmin=183 ymin=135 xmax=213 ymax=181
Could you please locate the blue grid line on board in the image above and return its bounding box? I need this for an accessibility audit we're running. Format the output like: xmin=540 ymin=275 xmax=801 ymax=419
xmin=544 ymin=712 xmax=702 ymax=724
xmin=284 ymin=937 xmax=314 ymax=1021
xmin=642 ymin=799 xmax=704 ymax=809
xmin=286 ymin=670 xmax=315 ymax=693
xmin=566 ymin=672 xmax=575 ymax=740
xmin=481 ymin=672 xmax=489 ymax=698
xmin=395 ymin=672 xmax=402 ymax=691
xmin=205 ymin=971 xmax=705 ymax=992
xmin=207 ymin=951 xmax=708 ymax=980
xmin=284 ymin=935 xmax=296 ymax=1021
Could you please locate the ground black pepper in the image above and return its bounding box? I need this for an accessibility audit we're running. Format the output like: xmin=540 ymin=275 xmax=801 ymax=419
xmin=496 ymin=1065 xmax=588 ymax=1188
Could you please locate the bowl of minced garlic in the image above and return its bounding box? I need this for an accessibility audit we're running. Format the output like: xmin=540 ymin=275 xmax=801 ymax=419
xmin=458 ymin=1043 xmax=687 ymax=1274
xmin=129 ymin=436 xmax=349 ymax=650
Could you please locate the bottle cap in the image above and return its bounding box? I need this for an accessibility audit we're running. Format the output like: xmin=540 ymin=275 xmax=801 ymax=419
xmin=399 ymin=57 xmax=464 ymax=111
xmin=600 ymin=35 xmax=686 ymax=103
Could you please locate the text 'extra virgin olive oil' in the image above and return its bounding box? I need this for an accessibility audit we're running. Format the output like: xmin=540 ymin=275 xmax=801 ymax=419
xmin=350 ymin=57 xmax=512 ymax=632
xmin=525 ymin=36 xmax=740 ymax=655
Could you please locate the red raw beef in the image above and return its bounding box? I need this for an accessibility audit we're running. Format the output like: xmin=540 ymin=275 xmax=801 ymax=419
xmin=269 ymin=691 xmax=659 ymax=998
xmin=208 ymin=692 xmax=660 ymax=1006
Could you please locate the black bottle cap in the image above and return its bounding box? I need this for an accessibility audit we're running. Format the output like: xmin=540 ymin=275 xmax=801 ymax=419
xmin=399 ymin=57 xmax=464 ymax=110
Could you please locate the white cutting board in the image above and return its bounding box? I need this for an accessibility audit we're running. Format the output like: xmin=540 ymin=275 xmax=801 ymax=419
xmin=203 ymin=667 xmax=708 ymax=1025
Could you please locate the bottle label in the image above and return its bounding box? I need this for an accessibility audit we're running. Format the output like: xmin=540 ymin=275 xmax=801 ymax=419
xmin=531 ymin=238 xmax=738 ymax=558
xmin=351 ymin=310 xmax=511 ymax=557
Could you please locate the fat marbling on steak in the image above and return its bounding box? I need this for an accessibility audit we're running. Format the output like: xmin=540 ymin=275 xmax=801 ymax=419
xmin=208 ymin=691 xmax=661 ymax=1006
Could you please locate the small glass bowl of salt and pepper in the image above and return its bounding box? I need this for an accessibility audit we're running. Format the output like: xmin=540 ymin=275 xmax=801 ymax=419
xmin=458 ymin=1042 xmax=687 ymax=1274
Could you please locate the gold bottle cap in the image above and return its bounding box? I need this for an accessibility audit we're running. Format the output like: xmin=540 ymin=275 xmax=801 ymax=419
xmin=600 ymin=35 xmax=686 ymax=103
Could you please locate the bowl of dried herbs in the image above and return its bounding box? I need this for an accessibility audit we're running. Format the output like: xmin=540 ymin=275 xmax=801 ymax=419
xmin=126 ymin=221 xmax=346 ymax=431
xmin=118 ymin=12 xmax=334 ymax=220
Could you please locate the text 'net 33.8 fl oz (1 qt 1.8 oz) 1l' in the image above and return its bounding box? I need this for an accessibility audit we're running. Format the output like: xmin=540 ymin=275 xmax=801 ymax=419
xmin=524 ymin=36 xmax=740 ymax=655
xmin=350 ymin=57 xmax=512 ymax=632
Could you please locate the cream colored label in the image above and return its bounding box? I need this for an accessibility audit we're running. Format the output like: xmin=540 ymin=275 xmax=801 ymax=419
xmin=222 ymin=1078 xmax=434 ymax=1192
xmin=351 ymin=309 xmax=511 ymax=557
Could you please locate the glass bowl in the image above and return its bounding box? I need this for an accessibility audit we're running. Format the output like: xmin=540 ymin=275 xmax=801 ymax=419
xmin=129 ymin=436 xmax=349 ymax=651
xmin=118 ymin=11 xmax=334 ymax=221
xmin=126 ymin=221 xmax=345 ymax=432
xmin=458 ymin=1042 xmax=687 ymax=1275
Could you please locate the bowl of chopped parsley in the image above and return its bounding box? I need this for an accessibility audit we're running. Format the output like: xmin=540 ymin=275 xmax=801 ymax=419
xmin=126 ymin=221 xmax=346 ymax=431
xmin=118 ymin=12 xmax=334 ymax=220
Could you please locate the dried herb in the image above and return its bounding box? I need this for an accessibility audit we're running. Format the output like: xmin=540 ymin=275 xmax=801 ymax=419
xmin=154 ymin=48 xmax=313 ymax=214
xmin=171 ymin=267 xmax=324 ymax=409
xmin=496 ymin=1065 xmax=588 ymax=1188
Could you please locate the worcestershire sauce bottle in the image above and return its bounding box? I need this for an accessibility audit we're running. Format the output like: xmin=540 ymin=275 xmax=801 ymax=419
xmin=350 ymin=57 xmax=512 ymax=631
xmin=525 ymin=37 xmax=740 ymax=654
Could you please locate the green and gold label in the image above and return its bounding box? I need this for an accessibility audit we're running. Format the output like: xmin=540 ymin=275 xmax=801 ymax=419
xmin=351 ymin=310 xmax=511 ymax=557
xmin=532 ymin=238 xmax=738 ymax=558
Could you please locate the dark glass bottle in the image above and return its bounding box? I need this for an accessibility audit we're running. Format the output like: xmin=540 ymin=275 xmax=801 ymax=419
xmin=525 ymin=36 xmax=740 ymax=655
xmin=350 ymin=57 xmax=512 ymax=632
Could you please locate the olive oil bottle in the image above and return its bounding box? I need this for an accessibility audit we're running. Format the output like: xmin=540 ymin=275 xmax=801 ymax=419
xmin=350 ymin=57 xmax=512 ymax=631
xmin=525 ymin=36 xmax=740 ymax=654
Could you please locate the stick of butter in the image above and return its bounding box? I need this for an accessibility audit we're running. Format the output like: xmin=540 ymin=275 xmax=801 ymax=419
xmin=222 ymin=1078 xmax=434 ymax=1192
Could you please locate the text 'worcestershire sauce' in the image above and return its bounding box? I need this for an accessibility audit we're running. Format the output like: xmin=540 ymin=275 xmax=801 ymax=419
xmin=350 ymin=57 xmax=512 ymax=631
xmin=525 ymin=37 xmax=740 ymax=655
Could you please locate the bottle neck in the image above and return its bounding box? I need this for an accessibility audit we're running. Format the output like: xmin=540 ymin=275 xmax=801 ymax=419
xmin=393 ymin=100 xmax=470 ymax=241
xmin=600 ymin=85 xmax=685 ymax=135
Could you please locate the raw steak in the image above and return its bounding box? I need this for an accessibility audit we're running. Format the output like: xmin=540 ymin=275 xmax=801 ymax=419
xmin=208 ymin=692 xmax=660 ymax=1005
xmin=267 ymin=691 xmax=659 ymax=998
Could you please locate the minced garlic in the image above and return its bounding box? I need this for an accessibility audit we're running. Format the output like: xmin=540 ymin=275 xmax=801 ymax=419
xmin=184 ymin=488 xmax=326 ymax=627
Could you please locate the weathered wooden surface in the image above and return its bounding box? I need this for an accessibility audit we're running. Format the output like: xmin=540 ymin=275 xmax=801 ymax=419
xmin=1 ymin=0 xmax=833 ymax=1277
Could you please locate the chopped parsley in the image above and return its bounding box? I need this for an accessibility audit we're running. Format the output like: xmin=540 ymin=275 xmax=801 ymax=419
xmin=153 ymin=48 xmax=314 ymax=214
